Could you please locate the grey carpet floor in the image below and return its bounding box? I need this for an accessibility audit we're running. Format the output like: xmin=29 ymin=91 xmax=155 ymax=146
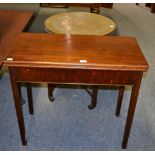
xmin=0 ymin=3 xmax=155 ymax=150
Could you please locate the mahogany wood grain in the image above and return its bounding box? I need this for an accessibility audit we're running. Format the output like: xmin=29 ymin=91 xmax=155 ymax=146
xmin=9 ymin=67 xmax=142 ymax=85
xmin=5 ymin=33 xmax=148 ymax=71
xmin=0 ymin=10 xmax=33 ymax=68
xmin=4 ymin=33 xmax=149 ymax=148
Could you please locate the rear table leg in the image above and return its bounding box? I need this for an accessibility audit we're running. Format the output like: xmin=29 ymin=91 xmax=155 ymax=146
xmin=26 ymin=83 xmax=33 ymax=115
xmin=116 ymin=86 xmax=125 ymax=117
xmin=88 ymin=87 xmax=98 ymax=110
xmin=48 ymin=84 xmax=56 ymax=102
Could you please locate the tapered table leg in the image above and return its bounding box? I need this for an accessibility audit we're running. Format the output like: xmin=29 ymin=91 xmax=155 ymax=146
xmin=88 ymin=87 xmax=98 ymax=110
xmin=116 ymin=86 xmax=125 ymax=117
xmin=122 ymin=73 xmax=142 ymax=149
xmin=9 ymin=68 xmax=27 ymax=145
xmin=26 ymin=83 xmax=33 ymax=115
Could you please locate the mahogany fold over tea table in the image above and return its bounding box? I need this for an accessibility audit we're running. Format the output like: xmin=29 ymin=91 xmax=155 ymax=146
xmin=4 ymin=33 xmax=148 ymax=149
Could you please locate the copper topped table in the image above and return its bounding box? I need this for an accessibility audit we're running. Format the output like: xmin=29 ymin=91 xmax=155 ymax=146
xmin=44 ymin=12 xmax=116 ymax=35
xmin=4 ymin=33 xmax=148 ymax=149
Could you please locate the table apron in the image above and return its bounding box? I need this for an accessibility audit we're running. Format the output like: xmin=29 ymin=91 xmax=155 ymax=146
xmin=9 ymin=67 xmax=142 ymax=86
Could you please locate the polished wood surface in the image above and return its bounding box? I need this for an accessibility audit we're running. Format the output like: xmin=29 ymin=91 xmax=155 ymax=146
xmin=5 ymin=33 xmax=148 ymax=72
xmin=0 ymin=10 xmax=33 ymax=68
xmin=4 ymin=33 xmax=149 ymax=149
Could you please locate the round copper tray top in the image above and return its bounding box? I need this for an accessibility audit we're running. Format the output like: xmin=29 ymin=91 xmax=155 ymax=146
xmin=44 ymin=12 xmax=116 ymax=35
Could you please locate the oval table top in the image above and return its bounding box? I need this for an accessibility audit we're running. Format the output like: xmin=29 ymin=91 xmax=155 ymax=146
xmin=44 ymin=12 xmax=116 ymax=35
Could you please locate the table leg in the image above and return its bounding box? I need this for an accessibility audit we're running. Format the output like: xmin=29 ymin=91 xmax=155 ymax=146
xmin=48 ymin=84 xmax=56 ymax=102
xmin=122 ymin=73 xmax=142 ymax=149
xmin=26 ymin=83 xmax=33 ymax=115
xmin=116 ymin=86 xmax=125 ymax=117
xmin=19 ymin=84 xmax=25 ymax=105
xmin=90 ymin=7 xmax=100 ymax=14
xmin=88 ymin=87 xmax=98 ymax=110
xmin=90 ymin=4 xmax=100 ymax=14
xmin=151 ymin=4 xmax=155 ymax=13
xmin=9 ymin=68 xmax=27 ymax=145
